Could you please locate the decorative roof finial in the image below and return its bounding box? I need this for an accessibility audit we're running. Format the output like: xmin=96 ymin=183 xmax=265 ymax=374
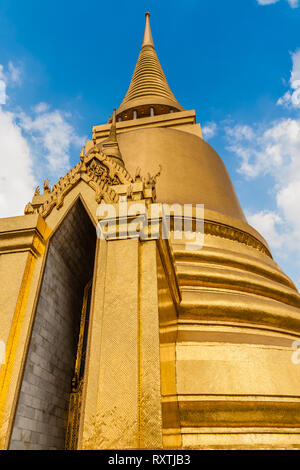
xmin=101 ymin=109 xmax=124 ymax=166
xmin=109 ymin=108 xmax=117 ymax=140
xmin=43 ymin=178 xmax=51 ymax=194
xmin=80 ymin=146 xmax=87 ymax=172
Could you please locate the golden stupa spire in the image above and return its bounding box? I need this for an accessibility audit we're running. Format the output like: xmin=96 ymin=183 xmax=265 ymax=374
xmin=115 ymin=12 xmax=184 ymax=121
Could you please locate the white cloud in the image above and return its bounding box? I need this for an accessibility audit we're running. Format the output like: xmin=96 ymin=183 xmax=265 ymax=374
xmin=225 ymin=117 xmax=300 ymax=266
xmin=257 ymin=0 xmax=299 ymax=6
xmin=277 ymin=179 xmax=300 ymax=232
xmin=278 ymin=49 xmax=300 ymax=108
xmin=0 ymin=62 xmax=23 ymax=106
xmin=225 ymin=124 xmax=255 ymax=141
xmin=0 ymin=108 xmax=36 ymax=217
xmin=0 ymin=63 xmax=36 ymax=217
xmin=0 ymin=63 xmax=84 ymax=217
xmin=257 ymin=0 xmax=279 ymax=4
xmin=8 ymin=61 xmax=21 ymax=84
xmin=225 ymin=118 xmax=300 ymax=179
xmin=202 ymin=121 xmax=217 ymax=139
xmin=19 ymin=108 xmax=84 ymax=176
xmin=0 ymin=65 xmax=7 ymax=105
xmin=246 ymin=210 xmax=284 ymax=249
xmin=34 ymin=102 xmax=49 ymax=114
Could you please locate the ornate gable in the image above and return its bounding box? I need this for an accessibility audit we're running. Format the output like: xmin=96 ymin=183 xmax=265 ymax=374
xmin=24 ymin=140 xmax=161 ymax=219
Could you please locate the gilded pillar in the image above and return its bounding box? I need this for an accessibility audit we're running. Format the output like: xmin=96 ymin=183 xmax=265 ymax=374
xmin=80 ymin=209 xmax=181 ymax=449
xmin=0 ymin=215 xmax=50 ymax=449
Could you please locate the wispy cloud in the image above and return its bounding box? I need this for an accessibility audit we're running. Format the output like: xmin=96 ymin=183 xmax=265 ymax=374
xmin=0 ymin=62 xmax=22 ymax=105
xmin=33 ymin=102 xmax=49 ymax=114
xmin=277 ymin=49 xmax=300 ymax=108
xmin=0 ymin=107 xmax=36 ymax=218
xmin=0 ymin=65 xmax=7 ymax=105
xmin=246 ymin=210 xmax=284 ymax=249
xmin=257 ymin=0 xmax=299 ymax=7
xmin=202 ymin=121 xmax=217 ymax=140
xmin=19 ymin=106 xmax=84 ymax=176
xmin=257 ymin=0 xmax=280 ymax=4
xmin=225 ymin=117 xmax=300 ymax=271
xmin=8 ymin=61 xmax=22 ymax=84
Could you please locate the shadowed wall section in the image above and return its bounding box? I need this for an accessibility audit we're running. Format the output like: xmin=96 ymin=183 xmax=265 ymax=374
xmin=9 ymin=200 xmax=96 ymax=450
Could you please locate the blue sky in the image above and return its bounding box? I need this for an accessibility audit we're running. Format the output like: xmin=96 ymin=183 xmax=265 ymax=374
xmin=0 ymin=0 xmax=300 ymax=288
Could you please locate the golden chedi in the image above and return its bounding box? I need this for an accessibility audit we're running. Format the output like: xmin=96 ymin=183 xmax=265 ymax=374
xmin=1 ymin=12 xmax=300 ymax=450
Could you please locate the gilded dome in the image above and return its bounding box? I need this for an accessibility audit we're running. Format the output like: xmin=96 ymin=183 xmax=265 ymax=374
xmin=118 ymin=126 xmax=246 ymax=222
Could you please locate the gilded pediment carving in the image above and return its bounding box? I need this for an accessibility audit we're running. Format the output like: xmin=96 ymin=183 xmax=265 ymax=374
xmin=24 ymin=146 xmax=161 ymax=218
xmin=24 ymin=106 xmax=164 ymax=218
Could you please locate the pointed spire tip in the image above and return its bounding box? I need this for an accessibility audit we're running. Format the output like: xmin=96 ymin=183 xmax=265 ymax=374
xmin=142 ymin=10 xmax=154 ymax=48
